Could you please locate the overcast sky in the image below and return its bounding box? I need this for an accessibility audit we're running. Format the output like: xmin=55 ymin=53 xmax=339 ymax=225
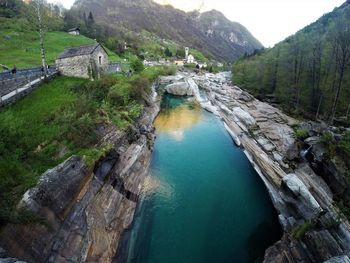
xmin=50 ymin=0 xmax=345 ymax=47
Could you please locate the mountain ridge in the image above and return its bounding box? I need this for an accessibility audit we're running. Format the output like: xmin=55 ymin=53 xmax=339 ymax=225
xmin=70 ymin=0 xmax=263 ymax=61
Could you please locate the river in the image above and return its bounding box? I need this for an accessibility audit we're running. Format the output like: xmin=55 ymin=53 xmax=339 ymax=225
xmin=124 ymin=95 xmax=282 ymax=263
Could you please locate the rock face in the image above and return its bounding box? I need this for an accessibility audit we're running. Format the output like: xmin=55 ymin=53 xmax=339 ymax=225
xmin=170 ymin=71 xmax=350 ymax=263
xmin=282 ymin=174 xmax=322 ymax=220
xmin=0 ymin=84 xmax=161 ymax=262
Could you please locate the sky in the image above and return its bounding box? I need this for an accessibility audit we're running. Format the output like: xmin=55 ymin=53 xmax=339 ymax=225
xmin=49 ymin=0 xmax=345 ymax=47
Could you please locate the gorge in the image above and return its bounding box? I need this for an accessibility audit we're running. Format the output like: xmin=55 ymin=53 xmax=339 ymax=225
xmin=0 ymin=70 xmax=349 ymax=263
xmin=121 ymin=95 xmax=282 ymax=263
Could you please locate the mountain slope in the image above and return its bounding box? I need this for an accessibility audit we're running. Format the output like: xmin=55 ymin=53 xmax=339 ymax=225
xmin=232 ymin=0 xmax=350 ymax=123
xmin=71 ymin=0 xmax=263 ymax=61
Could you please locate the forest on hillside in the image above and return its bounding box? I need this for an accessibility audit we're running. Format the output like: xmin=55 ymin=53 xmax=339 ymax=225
xmin=232 ymin=1 xmax=350 ymax=125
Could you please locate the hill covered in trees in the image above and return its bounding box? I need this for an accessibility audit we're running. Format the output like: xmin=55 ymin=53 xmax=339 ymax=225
xmin=232 ymin=1 xmax=350 ymax=125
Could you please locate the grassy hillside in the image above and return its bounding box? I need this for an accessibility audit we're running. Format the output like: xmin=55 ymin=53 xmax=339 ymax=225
xmin=0 ymin=65 xmax=176 ymax=227
xmin=232 ymin=1 xmax=350 ymax=124
xmin=0 ymin=17 xmax=121 ymax=69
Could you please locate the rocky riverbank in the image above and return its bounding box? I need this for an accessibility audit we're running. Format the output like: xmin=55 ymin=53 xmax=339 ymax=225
xmin=0 ymin=84 xmax=161 ymax=262
xmin=161 ymin=71 xmax=350 ymax=263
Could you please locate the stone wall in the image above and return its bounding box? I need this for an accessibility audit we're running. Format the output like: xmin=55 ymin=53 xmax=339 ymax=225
xmin=56 ymin=54 xmax=91 ymax=79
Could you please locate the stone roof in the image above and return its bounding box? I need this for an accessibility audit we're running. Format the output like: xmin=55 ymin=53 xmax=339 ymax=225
xmin=68 ymin=27 xmax=80 ymax=32
xmin=57 ymin=43 xmax=105 ymax=59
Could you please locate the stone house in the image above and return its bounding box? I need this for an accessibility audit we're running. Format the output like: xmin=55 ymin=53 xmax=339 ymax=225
xmin=186 ymin=53 xmax=195 ymax=64
xmin=56 ymin=43 xmax=108 ymax=79
xmin=68 ymin=27 xmax=80 ymax=35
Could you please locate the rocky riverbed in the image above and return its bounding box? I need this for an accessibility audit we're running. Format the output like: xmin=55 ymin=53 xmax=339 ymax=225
xmin=161 ymin=71 xmax=350 ymax=263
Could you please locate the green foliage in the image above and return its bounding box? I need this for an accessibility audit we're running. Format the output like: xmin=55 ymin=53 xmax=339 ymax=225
xmin=295 ymin=129 xmax=309 ymax=140
xmin=131 ymin=58 xmax=144 ymax=73
xmin=292 ymin=220 xmax=317 ymax=240
xmin=0 ymin=0 xmax=24 ymax=18
xmin=338 ymin=131 xmax=350 ymax=156
xmin=337 ymin=200 xmax=350 ymax=220
xmin=164 ymin=47 xmax=172 ymax=57
xmin=320 ymin=132 xmax=334 ymax=143
xmin=0 ymin=77 xmax=84 ymax=227
xmin=232 ymin=3 xmax=350 ymax=121
xmin=0 ymin=17 xmax=96 ymax=68
xmin=0 ymin=61 xmax=175 ymax=228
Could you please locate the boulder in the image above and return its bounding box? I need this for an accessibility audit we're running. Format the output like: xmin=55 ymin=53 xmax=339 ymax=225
xmin=324 ymin=256 xmax=350 ymax=263
xmin=257 ymin=137 xmax=276 ymax=152
xmin=282 ymin=173 xmax=322 ymax=220
xmin=232 ymin=107 xmax=256 ymax=128
xmin=304 ymin=136 xmax=320 ymax=146
xmin=19 ymin=156 xmax=88 ymax=218
xmin=165 ymin=82 xmax=193 ymax=96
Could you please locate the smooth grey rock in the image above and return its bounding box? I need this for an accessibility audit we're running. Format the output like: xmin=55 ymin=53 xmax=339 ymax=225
xmin=282 ymin=173 xmax=322 ymax=220
xmin=165 ymin=82 xmax=193 ymax=96
xmin=305 ymin=136 xmax=320 ymax=145
xmin=232 ymin=107 xmax=256 ymax=128
xmin=257 ymin=137 xmax=276 ymax=152
xmin=0 ymin=259 xmax=18 ymax=263
xmin=324 ymin=256 xmax=350 ymax=263
xmin=19 ymin=156 xmax=88 ymax=218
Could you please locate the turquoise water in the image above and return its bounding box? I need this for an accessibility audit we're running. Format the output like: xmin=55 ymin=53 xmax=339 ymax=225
xmin=126 ymin=96 xmax=281 ymax=263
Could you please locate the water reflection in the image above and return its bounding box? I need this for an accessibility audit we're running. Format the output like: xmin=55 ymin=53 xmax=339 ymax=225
xmin=154 ymin=97 xmax=202 ymax=141
xmin=142 ymin=171 xmax=174 ymax=200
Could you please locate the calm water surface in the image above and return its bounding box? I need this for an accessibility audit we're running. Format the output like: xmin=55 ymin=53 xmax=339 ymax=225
xmin=126 ymin=96 xmax=281 ymax=263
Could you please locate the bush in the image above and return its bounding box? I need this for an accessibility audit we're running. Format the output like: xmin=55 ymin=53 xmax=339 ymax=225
xmin=292 ymin=220 xmax=317 ymax=239
xmin=108 ymin=83 xmax=131 ymax=106
xmin=131 ymin=58 xmax=144 ymax=73
xmin=338 ymin=131 xmax=350 ymax=156
xmin=295 ymin=128 xmax=309 ymax=140
xmin=130 ymin=76 xmax=151 ymax=102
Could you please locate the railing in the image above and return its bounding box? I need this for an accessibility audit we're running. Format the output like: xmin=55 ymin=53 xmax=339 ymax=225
xmin=0 ymin=66 xmax=57 ymax=81
xmin=107 ymin=63 xmax=128 ymax=74
xmin=0 ymin=67 xmax=58 ymax=107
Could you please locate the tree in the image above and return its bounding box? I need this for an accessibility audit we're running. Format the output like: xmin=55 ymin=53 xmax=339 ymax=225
xmin=175 ymin=48 xmax=185 ymax=58
xmin=0 ymin=0 xmax=24 ymax=17
xmin=27 ymin=0 xmax=49 ymax=75
xmin=329 ymin=18 xmax=350 ymax=123
xmin=164 ymin=47 xmax=172 ymax=57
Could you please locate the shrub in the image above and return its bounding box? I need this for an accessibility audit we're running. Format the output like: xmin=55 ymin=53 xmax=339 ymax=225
xmin=131 ymin=58 xmax=144 ymax=73
xmin=130 ymin=76 xmax=151 ymax=102
xmin=295 ymin=128 xmax=309 ymax=140
xmin=338 ymin=131 xmax=350 ymax=156
xmin=108 ymin=83 xmax=131 ymax=106
xmin=292 ymin=220 xmax=317 ymax=239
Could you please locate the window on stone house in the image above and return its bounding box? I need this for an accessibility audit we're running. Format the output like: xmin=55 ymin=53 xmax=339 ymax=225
xmin=99 ymin=56 xmax=102 ymax=65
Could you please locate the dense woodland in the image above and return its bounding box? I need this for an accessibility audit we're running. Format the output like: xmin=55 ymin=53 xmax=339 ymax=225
xmin=233 ymin=1 xmax=350 ymax=125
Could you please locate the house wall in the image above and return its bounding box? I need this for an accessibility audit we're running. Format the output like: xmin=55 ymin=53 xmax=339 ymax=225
xmin=92 ymin=45 xmax=109 ymax=74
xmin=68 ymin=31 xmax=80 ymax=35
xmin=56 ymin=46 xmax=109 ymax=79
xmin=56 ymin=55 xmax=91 ymax=78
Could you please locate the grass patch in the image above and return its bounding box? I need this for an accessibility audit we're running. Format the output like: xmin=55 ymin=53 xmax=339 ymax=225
xmin=0 ymin=76 xmax=85 ymax=226
xmin=291 ymin=220 xmax=317 ymax=239
xmin=295 ymin=128 xmax=309 ymax=140
xmin=0 ymin=17 xmax=121 ymax=68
